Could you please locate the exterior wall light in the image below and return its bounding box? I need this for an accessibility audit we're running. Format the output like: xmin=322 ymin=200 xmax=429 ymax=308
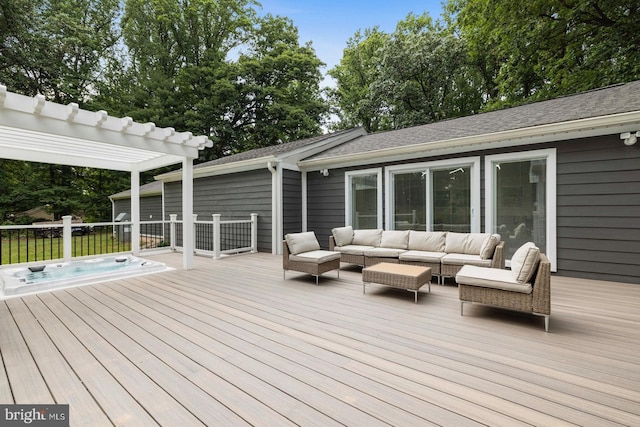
xmin=620 ymin=131 xmax=639 ymax=146
xmin=320 ymin=169 xmax=329 ymax=177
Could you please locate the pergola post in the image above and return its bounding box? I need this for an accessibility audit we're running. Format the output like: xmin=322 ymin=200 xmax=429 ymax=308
xmin=182 ymin=157 xmax=194 ymax=269
xmin=131 ymin=165 xmax=140 ymax=256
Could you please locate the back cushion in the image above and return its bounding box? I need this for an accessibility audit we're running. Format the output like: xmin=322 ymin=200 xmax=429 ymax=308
xmin=380 ymin=230 xmax=410 ymax=249
xmin=445 ymin=232 xmax=491 ymax=255
xmin=408 ymin=231 xmax=446 ymax=252
xmin=510 ymin=242 xmax=540 ymax=283
xmin=352 ymin=229 xmax=383 ymax=247
xmin=332 ymin=226 xmax=354 ymax=246
xmin=285 ymin=231 xmax=320 ymax=255
xmin=480 ymin=234 xmax=501 ymax=259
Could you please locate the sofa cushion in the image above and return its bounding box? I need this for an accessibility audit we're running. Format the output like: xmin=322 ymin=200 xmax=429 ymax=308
xmin=399 ymin=250 xmax=446 ymax=263
xmin=511 ymin=242 xmax=540 ymax=283
xmin=333 ymin=244 xmax=374 ymax=255
xmin=363 ymin=247 xmax=406 ymax=258
xmin=408 ymin=231 xmax=446 ymax=252
xmin=289 ymin=250 xmax=341 ymax=264
xmin=352 ymin=229 xmax=383 ymax=246
xmin=380 ymin=230 xmax=410 ymax=249
xmin=332 ymin=226 xmax=354 ymax=247
xmin=445 ymin=232 xmax=491 ymax=255
xmin=285 ymin=232 xmax=320 ymax=255
xmin=480 ymin=234 xmax=501 ymax=260
xmin=441 ymin=253 xmax=492 ymax=267
xmin=456 ymin=265 xmax=532 ymax=293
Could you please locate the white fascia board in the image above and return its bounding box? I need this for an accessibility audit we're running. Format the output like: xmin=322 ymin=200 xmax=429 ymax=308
xmin=300 ymin=112 xmax=640 ymax=170
xmin=155 ymin=155 xmax=279 ymax=182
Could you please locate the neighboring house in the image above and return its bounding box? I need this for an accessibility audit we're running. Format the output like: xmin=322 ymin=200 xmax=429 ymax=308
xmin=109 ymin=180 xmax=163 ymax=222
xmin=113 ymin=81 xmax=640 ymax=284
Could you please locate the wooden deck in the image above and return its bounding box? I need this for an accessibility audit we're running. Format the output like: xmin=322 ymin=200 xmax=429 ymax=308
xmin=1 ymin=252 xmax=640 ymax=426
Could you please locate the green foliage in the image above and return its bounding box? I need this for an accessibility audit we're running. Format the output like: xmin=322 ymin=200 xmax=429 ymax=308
xmin=449 ymin=0 xmax=640 ymax=109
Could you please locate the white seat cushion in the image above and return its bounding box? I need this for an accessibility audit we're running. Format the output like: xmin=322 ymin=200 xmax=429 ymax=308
xmin=289 ymin=250 xmax=341 ymax=264
xmin=456 ymin=265 xmax=532 ymax=293
xmin=399 ymin=250 xmax=446 ymax=263
xmin=363 ymin=247 xmax=406 ymax=258
xmin=441 ymin=253 xmax=492 ymax=267
xmin=333 ymin=244 xmax=374 ymax=255
xmin=332 ymin=226 xmax=354 ymax=246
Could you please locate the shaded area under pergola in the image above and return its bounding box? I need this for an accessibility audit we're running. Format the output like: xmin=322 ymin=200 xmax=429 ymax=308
xmin=0 ymin=85 xmax=212 ymax=269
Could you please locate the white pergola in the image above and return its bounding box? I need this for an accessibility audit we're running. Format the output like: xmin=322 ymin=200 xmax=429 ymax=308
xmin=0 ymin=85 xmax=212 ymax=269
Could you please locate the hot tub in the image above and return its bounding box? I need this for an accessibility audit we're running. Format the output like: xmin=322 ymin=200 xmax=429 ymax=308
xmin=0 ymin=255 xmax=169 ymax=298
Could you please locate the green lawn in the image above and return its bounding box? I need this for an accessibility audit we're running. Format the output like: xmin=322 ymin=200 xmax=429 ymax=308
xmin=0 ymin=231 xmax=132 ymax=265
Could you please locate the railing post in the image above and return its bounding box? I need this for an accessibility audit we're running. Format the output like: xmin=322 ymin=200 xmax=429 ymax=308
xmin=193 ymin=214 xmax=198 ymax=254
xmin=212 ymin=214 xmax=221 ymax=259
xmin=169 ymin=214 xmax=177 ymax=252
xmin=251 ymin=213 xmax=258 ymax=253
xmin=62 ymin=215 xmax=72 ymax=261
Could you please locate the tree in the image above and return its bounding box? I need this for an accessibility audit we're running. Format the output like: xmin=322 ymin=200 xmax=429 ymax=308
xmin=327 ymin=27 xmax=389 ymax=132
xmin=448 ymin=0 xmax=640 ymax=109
xmin=329 ymin=13 xmax=483 ymax=131
xmin=0 ymin=0 xmax=121 ymax=104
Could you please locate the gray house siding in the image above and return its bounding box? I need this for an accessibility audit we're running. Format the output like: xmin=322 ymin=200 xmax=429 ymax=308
xmin=556 ymin=135 xmax=640 ymax=284
xmin=282 ymin=169 xmax=302 ymax=236
xmin=306 ymin=136 xmax=640 ymax=284
xmin=307 ymin=171 xmax=346 ymax=249
xmin=164 ymin=168 xmax=273 ymax=252
xmin=112 ymin=196 xmax=162 ymax=221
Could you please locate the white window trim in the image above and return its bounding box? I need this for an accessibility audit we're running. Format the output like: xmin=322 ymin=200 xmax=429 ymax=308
xmin=385 ymin=157 xmax=481 ymax=231
xmin=345 ymin=168 xmax=383 ymax=228
xmin=485 ymin=148 xmax=557 ymax=271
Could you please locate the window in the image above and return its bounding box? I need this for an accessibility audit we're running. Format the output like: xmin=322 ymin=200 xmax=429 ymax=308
xmin=386 ymin=158 xmax=480 ymax=232
xmin=485 ymin=149 xmax=556 ymax=269
xmin=345 ymin=169 xmax=382 ymax=229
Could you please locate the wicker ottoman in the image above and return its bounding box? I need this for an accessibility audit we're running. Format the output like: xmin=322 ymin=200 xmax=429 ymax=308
xmin=362 ymin=262 xmax=432 ymax=303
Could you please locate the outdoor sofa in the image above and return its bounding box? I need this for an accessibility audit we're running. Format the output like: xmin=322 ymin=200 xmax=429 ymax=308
xmin=283 ymin=231 xmax=341 ymax=285
xmin=330 ymin=226 xmax=504 ymax=284
xmin=456 ymin=242 xmax=551 ymax=331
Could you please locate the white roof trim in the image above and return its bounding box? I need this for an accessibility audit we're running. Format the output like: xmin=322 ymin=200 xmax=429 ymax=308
xmin=300 ymin=111 xmax=640 ymax=170
xmin=0 ymin=86 xmax=213 ymax=171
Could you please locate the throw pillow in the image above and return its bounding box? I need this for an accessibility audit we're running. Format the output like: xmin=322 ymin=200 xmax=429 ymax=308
xmin=510 ymin=242 xmax=540 ymax=283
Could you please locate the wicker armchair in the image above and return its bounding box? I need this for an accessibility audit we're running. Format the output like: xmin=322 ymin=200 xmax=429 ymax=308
xmin=457 ymin=253 xmax=551 ymax=331
xmin=283 ymin=232 xmax=341 ymax=285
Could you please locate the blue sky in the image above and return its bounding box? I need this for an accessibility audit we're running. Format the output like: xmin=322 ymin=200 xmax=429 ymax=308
xmin=257 ymin=0 xmax=445 ymax=86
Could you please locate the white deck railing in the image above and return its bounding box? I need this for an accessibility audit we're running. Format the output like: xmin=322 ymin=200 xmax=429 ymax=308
xmin=0 ymin=214 xmax=258 ymax=265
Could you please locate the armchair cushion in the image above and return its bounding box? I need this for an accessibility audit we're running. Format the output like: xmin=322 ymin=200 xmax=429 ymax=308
xmin=380 ymin=230 xmax=410 ymax=249
xmin=442 ymin=253 xmax=492 ymax=268
xmin=363 ymin=247 xmax=407 ymax=258
xmin=285 ymin=231 xmax=320 ymax=255
xmin=333 ymin=244 xmax=374 ymax=255
xmin=331 ymin=226 xmax=354 ymax=246
xmin=511 ymin=242 xmax=540 ymax=283
xmin=480 ymin=234 xmax=502 ymax=259
xmin=289 ymin=250 xmax=341 ymax=264
xmin=352 ymin=229 xmax=383 ymax=246
xmin=445 ymin=232 xmax=491 ymax=255
xmin=399 ymin=250 xmax=446 ymax=263
xmin=456 ymin=265 xmax=532 ymax=293
xmin=408 ymin=231 xmax=446 ymax=252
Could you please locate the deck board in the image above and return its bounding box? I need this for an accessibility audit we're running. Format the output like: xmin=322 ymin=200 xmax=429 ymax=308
xmin=1 ymin=252 xmax=640 ymax=426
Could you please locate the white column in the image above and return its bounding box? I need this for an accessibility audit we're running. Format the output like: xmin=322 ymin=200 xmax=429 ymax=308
xmin=182 ymin=157 xmax=194 ymax=269
xmin=169 ymin=214 xmax=177 ymax=251
xmin=212 ymin=214 xmax=221 ymax=259
xmin=131 ymin=165 xmax=140 ymax=255
xmin=62 ymin=215 xmax=72 ymax=261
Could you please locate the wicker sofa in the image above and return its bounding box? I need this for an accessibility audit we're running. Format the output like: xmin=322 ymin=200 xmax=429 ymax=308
xmin=456 ymin=243 xmax=551 ymax=331
xmin=329 ymin=227 xmax=504 ymax=284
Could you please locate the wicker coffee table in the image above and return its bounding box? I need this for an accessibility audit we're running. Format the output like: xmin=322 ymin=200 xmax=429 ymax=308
xmin=362 ymin=262 xmax=432 ymax=303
